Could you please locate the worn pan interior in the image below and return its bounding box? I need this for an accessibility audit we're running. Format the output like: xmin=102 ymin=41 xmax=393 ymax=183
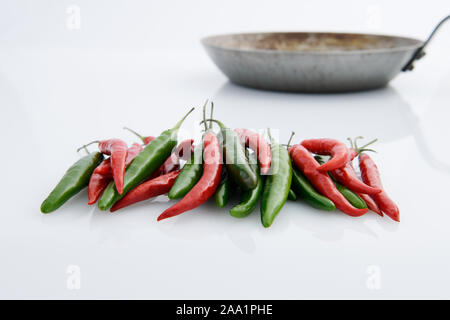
xmin=202 ymin=32 xmax=423 ymax=92
xmin=203 ymin=32 xmax=421 ymax=53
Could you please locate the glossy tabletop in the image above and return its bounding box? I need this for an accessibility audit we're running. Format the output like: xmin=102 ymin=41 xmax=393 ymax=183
xmin=1 ymin=0 xmax=449 ymax=299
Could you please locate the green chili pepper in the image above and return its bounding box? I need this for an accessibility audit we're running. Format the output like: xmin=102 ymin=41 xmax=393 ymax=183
xmin=168 ymin=144 xmax=203 ymax=199
xmin=291 ymin=166 xmax=336 ymax=211
xmin=169 ymin=101 xmax=214 ymax=200
xmin=98 ymin=108 xmax=195 ymax=211
xmin=288 ymin=188 xmax=298 ymax=201
xmin=229 ymin=154 xmax=263 ymax=218
xmin=214 ymin=169 xmax=232 ymax=208
xmin=334 ymin=182 xmax=367 ymax=209
xmin=207 ymin=119 xmax=257 ymax=190
xmin=314 ymin=155 xmax=367 ymax=209
xmin=260 ymin=134 xmax=292 ymax=228
xmin=41 ymin=152 xmax=104 ymax=213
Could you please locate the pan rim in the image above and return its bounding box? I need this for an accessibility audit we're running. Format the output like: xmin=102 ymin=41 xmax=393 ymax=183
xmin=201 ymin=31 xmax=423 ymax=54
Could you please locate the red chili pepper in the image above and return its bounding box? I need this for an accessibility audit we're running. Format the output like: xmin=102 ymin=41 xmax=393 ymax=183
xmin=357 ymin=192 xmax=383 ymax=217
xmin=162 ymin=139 xmax=194 ymax=172
xmin=289 ymin=144 xmax=368 ymax=217
xmin=88 ymin=143 xmax=143 ymax=205
xmin=176 ymin=139 xmax=195 ymax=161
xmin=235 ymin=128 xmax=271 ymax=174
xmin=87 ymin=160 xmax=112 ymax=205
xmin=97 ymin=139 xmax=129 ymax=194
xmin=148 ymin=139 xmax=194 ymax=179
xmin=359 ymin=153 xmax=400 ymax=222
xmin=110 ymin=170 xmax=181 ymax=212
xmin=330 ymin=148 xmax=382 ymax=195
xmin=157 ymin=132 xmax=222 ymax=221
xmin=301 ymin=138 xmax=349 ymax=172
xmin=144 ymin=136 xmax=155 ymax=145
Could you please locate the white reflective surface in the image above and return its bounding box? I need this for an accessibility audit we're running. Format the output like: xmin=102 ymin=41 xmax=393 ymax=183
xmin=1 ymin=0 xmax=450 ymax=299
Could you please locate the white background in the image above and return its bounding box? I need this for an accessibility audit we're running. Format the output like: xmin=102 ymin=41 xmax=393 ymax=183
xmin=1 ymin=0 xmax=450 ymax=299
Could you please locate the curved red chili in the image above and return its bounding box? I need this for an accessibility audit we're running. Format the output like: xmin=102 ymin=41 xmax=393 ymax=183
xmin=97 ymin=139 xmax=128 ymax=194
xmin=88 ymin=143 xmax=143 ymax=205
xmin=357 ymin=192 xmax=383 ymax=216
xmin=157 ymin=132 xmax=222 ymax=221
xmin=359 ymin=153 xmax=400 ymax=222
xmin=330 ymin=148 xmax=382 ymax=195
xmin=110 ymin=170 xmax=181 ymax=212
xmin=301 ymin=138 xmax=349 ymax=172
xmin=289 ymin=144 xmax=368 ymax=217
xmin=235 ymin=128 xmax=271 ymax=174
xmin=87 ymin=159 xmax=112 ymax=205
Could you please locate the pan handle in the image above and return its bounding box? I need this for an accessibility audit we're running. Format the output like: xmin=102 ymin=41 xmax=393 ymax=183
xmin=402 ymin=14 xmax=450 ymax=71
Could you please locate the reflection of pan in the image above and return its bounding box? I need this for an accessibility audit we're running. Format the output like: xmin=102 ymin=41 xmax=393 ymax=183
xmin=202 ymin=15 xmax=449 ymax=93
xmin=213 ymin=83 xmax=450 ymax=173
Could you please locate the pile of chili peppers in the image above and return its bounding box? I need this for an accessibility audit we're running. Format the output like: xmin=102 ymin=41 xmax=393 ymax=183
xmin=41 ymin=102 xmax=400 ymax=227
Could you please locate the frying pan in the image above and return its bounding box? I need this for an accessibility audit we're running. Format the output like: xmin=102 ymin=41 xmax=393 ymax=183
xmin=201 ymin=15 xmax=449 ymax=93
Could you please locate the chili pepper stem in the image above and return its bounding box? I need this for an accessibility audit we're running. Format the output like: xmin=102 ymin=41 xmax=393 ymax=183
xmin=359 ymin=139 xmax=378 ymax=150
xmin=202 ymin=100 xmax=209 ymax=132
xmin=200 ymin=119 xmax=226 ymax=129
xmin=286 ymin=131 xmax=295 ymax=149
xmin=79 ymin=146 xmax=90 ymax=155
xmin=123 ymin=127 xmax=146 ymax=143
xmin=77 ymin=140 xmax=100 ymax=153
xmin=267 ymin=128 xmax=275 ymax=145
xmin=209 ymin=102 xmax=214 ymax=130
xmin=173 ymin=107 xmax=195 ymax=130
xmin=353 ymin=137 xmax=378 ymax=154
xmin=347 ymin=137 xmax=355 ymax=149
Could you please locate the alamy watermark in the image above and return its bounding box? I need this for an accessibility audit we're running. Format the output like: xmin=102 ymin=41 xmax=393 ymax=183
xmin=366 ymin=5 xmax=382 ymax=30
xmin=66 ymin=265 xmax=81 ymax=290
xmin=66 ymin=5 xmax=81 ymax=30
xmin=366 ymin=265 xmax=381 ymax=290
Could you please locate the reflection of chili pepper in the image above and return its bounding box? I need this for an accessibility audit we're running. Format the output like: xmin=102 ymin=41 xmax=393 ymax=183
xmin=123 ymin=127 xmax=155 ymax=145
xmin=289 ymin=144 xmax=368 ymax=217
xmin=301 ymin=138 xmax=349 ymax=172
xmin=41 ymin=151 xmax=104 ymax=213
xmin=207 ymin=120 xmax=257 ymax=190
xmin=357 ymin=192 xmax=383 ymax=216
xmin=110 ymin=170 xmax=180 ymax=212
xmin=235 ymin=128 xmax=271 ymax=174
xmin=359 ymin=153 xmax=399 ymax=221
xmin=98 ymin=107 xmax=195 ymax=211
xmin=260 ymin=130 xmax=292 ymax=228
xmin=157 ymin=132 xmax=222 ymax=221
xmin=229 ymin=154 xmax=263 ymax=218
xmin=88 ymin=143 xmax=143 ymax=205
xmin=330 ymin=149 xmax=382 ymax=195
